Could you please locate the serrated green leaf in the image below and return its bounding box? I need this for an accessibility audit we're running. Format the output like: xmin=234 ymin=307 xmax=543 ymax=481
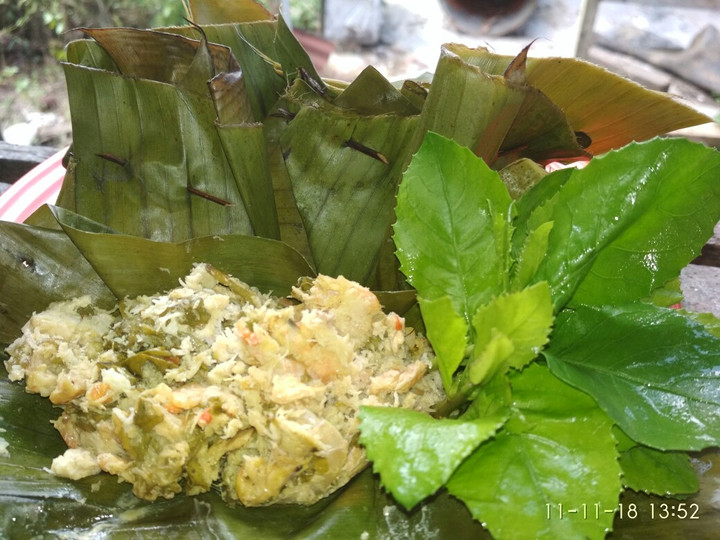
xmin=620 ymin=447 xmax=698 ymax=496
xmin=394 ymin=132 xmax=513 ymax=323
xmin=527 ymin=139 xmax=720 ymax=309
xmin=468 ymin=282 xmax=554 ymax=384
xmin=359 ymin=407 xmax=506 ymax=510
xmin=418 ymin=295 xmax=468 ymax=393
xmin=511 ymin=220 xmax=554 ymax=290
xmin=462 ymin=372 xmax=513 ymax=420
xmin=467 ymin=331 xmax=514 ymax=386
xmin=613 ymin=426 xmax=698 ymax=496
xmin=545 ymin=303 xmax=720 ymax=451
xmin=447 ymin=363 xmax=621 ymax=539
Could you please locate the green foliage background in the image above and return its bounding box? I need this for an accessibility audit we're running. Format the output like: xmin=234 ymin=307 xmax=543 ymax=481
xmin=0 ymin=0 xmax=186 ymax=64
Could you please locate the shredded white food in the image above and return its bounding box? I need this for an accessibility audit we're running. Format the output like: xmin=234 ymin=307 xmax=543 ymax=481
xmin=5 ymin=264 xmax=443 ymax=506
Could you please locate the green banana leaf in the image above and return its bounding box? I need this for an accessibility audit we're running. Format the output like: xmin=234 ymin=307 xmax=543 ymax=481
xmin=52 ymin=206 xmax=313 ymax=299
xmin=271 ymin=78 xmax=419 ymax=285
xmin=415 ymin=43 xmax=585 ymax=167
xmin=1 ymin=0 xmax=717 ymax=536
xmin=165 ymin=15 xmax=325 ymax=121
xmin=60 ymin=37 xmax=255 ymax=241
xmin=472 ymin=47 xmax=710 ymax=155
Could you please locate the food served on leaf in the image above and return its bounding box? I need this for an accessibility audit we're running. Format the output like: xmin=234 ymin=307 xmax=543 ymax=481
xmin=5 ymin=264 xmax=442 ymax=505
xmin=2 ymin=0 xmax=720 ymax=537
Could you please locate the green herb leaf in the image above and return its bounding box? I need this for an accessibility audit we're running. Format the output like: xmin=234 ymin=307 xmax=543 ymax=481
xmin=468 ymin=281 xmax=554 ymax=385
xmin=447 ymin=363 xmax=621 ymax=539
xmin=359 ymin=407 xmax=507 ymax=510
xmin=613 ymin=426 xmax=698 ymax=496
xmin=545 ymin=303 xmax=720 ymax=451
xmin=418 ymin=295 xmax=468 ymax=392
xmin=526 ymin=139 xmax=720 ymax=309
xmin=621 ymin=448 xmax=698 ymax=496
xmin=394 ymin=132 xmax=513 ymax=323
xmin=511 ymin=220 xmax=554 ymax=290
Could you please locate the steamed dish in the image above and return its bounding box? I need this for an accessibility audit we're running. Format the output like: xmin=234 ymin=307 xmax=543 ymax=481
xmin=5 ymin=264 xmax=443 ymax=505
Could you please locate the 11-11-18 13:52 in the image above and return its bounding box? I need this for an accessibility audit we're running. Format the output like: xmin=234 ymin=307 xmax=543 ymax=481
xmin=546 ymin=502 xmax=701 ymax=520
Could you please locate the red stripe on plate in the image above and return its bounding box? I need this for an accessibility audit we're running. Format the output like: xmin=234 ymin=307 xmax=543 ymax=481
xmin=0 ymin=147 xmax=68 ymax=223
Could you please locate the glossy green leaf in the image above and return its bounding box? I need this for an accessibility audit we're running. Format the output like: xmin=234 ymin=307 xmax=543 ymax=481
xmin=447 ymin=363 xmax=621 ymax=539
xmin=511 ymin=220 xmax=554 ymax=290
xmin=468 ymin=281 xmax=554 ymax=384
xmin=394 ymin=132 xmax=513 ymax=323
xmin=418 ymin=295 xmax=468 ymax=392
xmin=621 ymin=448 xmax=698 ymax=496
xmin=613 ymin=426 xmax=697 ymax=496
xmin=359 ymin=407 xmax=506 ymax=510
xmin=461 ymin=372 xmax=512 ymax=420
xmin=527 ymin=139 xmax=720 ymax=309
xmin=545 ymin=303 xmax=720 ymax=451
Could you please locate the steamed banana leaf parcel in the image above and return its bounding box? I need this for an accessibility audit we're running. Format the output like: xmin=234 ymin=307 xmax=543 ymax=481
xmin=2 ymin=1 xmax=720 ymax=538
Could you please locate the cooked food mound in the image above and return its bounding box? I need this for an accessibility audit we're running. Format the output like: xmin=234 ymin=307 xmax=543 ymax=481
xmin=5 ymin=264 xmax=444 ymax=506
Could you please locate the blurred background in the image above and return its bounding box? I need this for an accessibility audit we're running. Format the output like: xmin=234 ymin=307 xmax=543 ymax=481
xmin=0 ymin=0 xmax=718 ymax=155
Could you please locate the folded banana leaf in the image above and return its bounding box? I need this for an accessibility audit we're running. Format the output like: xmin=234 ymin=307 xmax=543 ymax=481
xmin=1 ymin=0 xmax=716 ymax=536
xmin=470 ymin=46 xmax=709 ymax=155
